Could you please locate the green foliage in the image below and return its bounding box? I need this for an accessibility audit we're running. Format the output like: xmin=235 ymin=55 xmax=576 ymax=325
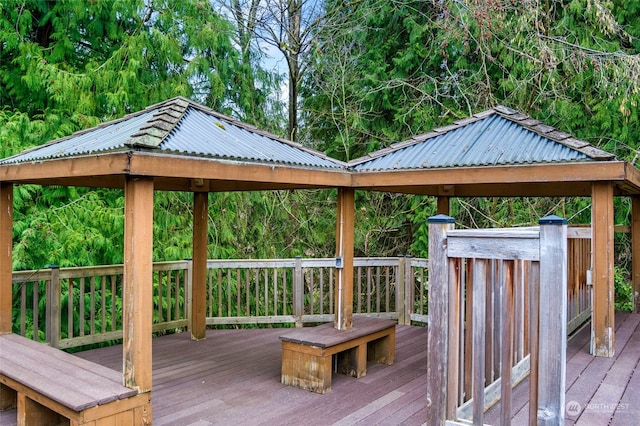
xmin=614 ymin=266 xmax=633 ymax=311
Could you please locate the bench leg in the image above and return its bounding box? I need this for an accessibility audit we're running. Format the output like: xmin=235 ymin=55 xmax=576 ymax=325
xmin=368 ymin=330 xmax=395 ymax=365
xmin=18 ymin=393 xmax=67 ymax=426
xmin=0 ymin=384 xmax=16 ymax=411
xmin=281 ymin=345 xmax=333 ymax=394
xmin=336 ymin=343 xmax=367 ymax=378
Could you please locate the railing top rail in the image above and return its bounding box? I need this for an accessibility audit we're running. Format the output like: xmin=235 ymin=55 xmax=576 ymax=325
xmin=447 ymin=225 xmax=589 ymax=240
xmin=12 ymin=256 xmax=430 ymax=282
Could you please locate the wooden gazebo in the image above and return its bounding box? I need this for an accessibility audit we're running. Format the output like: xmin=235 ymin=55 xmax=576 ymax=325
xmin=2 ymin=98 xmax=640 ymax=422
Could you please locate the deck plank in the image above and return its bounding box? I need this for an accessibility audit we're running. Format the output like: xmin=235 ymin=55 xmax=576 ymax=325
xmin=485 ymin=313 xmax=640 ymax=425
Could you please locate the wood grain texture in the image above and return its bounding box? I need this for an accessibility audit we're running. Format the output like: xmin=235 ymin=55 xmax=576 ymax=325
xmin=0 ymin=182 xmax=12 ymax=334
xmin=592 ymin=182 xmax=615 ymax=357
xmin=123 ymin=177 xmax=154 ymax=392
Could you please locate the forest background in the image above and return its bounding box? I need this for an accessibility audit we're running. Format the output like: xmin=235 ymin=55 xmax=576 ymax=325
xmin=1 ymin=0 xmax=639 ymax=310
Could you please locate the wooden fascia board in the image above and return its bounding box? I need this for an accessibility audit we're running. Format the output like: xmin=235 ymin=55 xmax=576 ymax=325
xmin=127 ymin=153 xmax=352 ymax=189
xmin=0 ymin=153 xmax=131 ymax=184
xmin=351 ymin=162 xmax=627 ymax=190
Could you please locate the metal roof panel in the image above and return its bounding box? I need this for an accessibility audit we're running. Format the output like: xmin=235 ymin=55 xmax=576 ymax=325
xmin=351 ymin=112 xmax=607 ymax=171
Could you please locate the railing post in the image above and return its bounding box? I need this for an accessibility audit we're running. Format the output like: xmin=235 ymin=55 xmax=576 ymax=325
xmin=396 ymin=256 xmax=406 ymax=325
xmin=426 ymin=214 xmax=456 ymax=426
xmin=404 ymin=255 xmax=414 ymax=326
xmin=294 ymin=256 xmax=303 ymax=327
xmin=46 ymin=265 xmax=60 ymax=348
xmin=185 ymin=259 xmax=193 ymax=333
xmin=537 ymin=215 xmax=568 ymax=426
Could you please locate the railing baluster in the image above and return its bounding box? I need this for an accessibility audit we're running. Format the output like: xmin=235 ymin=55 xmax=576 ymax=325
xmin=472 ymin=258 xmax=487 ymax=426
xmin=68 ymin=279 xmax=74 ymax=338
xmin=101 ymin=276 xmax=107 ymax=335
xmin=79 ymin=277 xmax=85 ymax=337
xmin=33 ymin=281 xmax=39 ymax=341
xmin=90 ymin=276 xmax=96 ymax=337
xmin=110 ymin=275 xmax=116 ymax=332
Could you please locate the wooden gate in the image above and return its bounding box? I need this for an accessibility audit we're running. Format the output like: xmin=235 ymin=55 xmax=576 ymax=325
xmin=426 ymin=215 xmax=569 ymax=426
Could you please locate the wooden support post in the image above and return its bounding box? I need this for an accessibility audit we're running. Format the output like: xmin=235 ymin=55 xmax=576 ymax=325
xmin=0 ymin=182 xmax=12 ymax=335
xmin=46 ymin=266 xmax=60 ymax=348
xmin=426 ymin=214 xmax=455 ymax=426
xmin=437 ymin=196 xmax=450 ymax=216
xmin=591 ymin=182 xmax=615 ymax=357
xmin=537 ymin=215 xmax=567 ymax=425
xmin=632 ymin=196 xmax=640 ymax=314
xmin=123 ymin=177 xmax=154 ymax=392
xmin=396 ymin=256 xmax=406 ymax=325
xmin=191 ymin=191 xmax=208 ymax=340
xmin=405 ymin=256 xmax=414 ymax=326
xmin=334 ymin=188 xmax=355 ymax=330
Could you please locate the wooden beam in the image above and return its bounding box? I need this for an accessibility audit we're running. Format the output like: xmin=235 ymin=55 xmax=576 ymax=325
xmin=591 ymin=182 xmax=615 ymax=357
xmin=632 ymin=196 xmax=640 ymax=314
xmin=129 ymin=154 xmax=351 ymax=189
xmin=0 ymin=183 xmax=13 ymax=334
xmin=352 ymin=162 xmax=627 ymax=190
xmin=191 ymin=191 xmax=208 ymax=340
xmin=0 ymin=154 xmax=131 ymax=182
xmin=123 ymin=177 xmax=154 ymax=392
xmin=334 ymin=188 xmax=355 ymax=330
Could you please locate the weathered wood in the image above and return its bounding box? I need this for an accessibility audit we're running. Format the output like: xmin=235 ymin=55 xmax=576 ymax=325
xmin=472 ymin=258 xmax=487 ymax=426
xmin=191 ymin=191 xmax=208 ymax=340
xmin=528 ymin=261 xmax=540 ymax=426
xmin=633 ymin=196 xmax=640 ymax=313
xmin=46 ymin=267 xmax=61 ymax=348
xmin=447 ymin=231 xmax=540 ymax=260
xmin=0 ymin=182 xmax=12 ymax=334
xmin=591 ymin=182 xmax=615 ymax=357
xmin=294 ymin=256 xmax=303 ymax=327
xmin=446 ymin=257 xmax=461 ymax=419
xmin=501 ymin=261 xmax=514 ymax=426
xmin=123 ymin=176 xmax=154 ymax=392
xmin=335 ymin=188 xmax=355 ymax=330
xmin=280 ymin=317 xmax=396 ymax=393
xmin=426 ymin=214 xmax=455 ymax=425
xmin=537 ymin=216 xmax=568 ymax=425
xmin=0 ymin=333 xmax=150 ymax=425
xmin=0 ymin=383 xmax=16 ymax=410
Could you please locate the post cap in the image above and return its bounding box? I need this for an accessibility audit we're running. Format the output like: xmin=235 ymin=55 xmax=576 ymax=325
xmin=428 ymin=214 xmax=455 ymax=224
xmin=538 ymin=215 xmax=567 ymax=225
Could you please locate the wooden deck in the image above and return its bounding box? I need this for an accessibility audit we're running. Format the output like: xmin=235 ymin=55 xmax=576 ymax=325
xmin=485 ymin=312 xmax=640 ymax=425
xmin=1 ymin=314 xmax=639 ymax=425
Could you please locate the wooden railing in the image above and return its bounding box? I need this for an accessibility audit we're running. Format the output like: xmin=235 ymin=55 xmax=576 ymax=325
xmin=10 ymin=237 xmax=589 ymax=355
xmin=426 ymin=216 xmax=573 ymax=426
xmin=11 ymin=256 xmax=429 ymax=349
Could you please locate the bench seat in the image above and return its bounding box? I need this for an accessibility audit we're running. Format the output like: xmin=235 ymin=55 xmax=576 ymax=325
xmin=280 ymin=317 xmax=396 ymax=393
xmin=0 ymin=333 xmax=151 ymax=425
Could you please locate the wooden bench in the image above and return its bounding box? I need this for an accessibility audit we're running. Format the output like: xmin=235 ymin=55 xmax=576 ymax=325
xmin=280 ymin=317 xmax=396 ymax=393
xmin=0 ymin=333 xmax=151 ymax=425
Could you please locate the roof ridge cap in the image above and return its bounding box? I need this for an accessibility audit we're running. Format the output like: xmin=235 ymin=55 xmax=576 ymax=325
xmin=492 ymin=106 xmax=615 ymax=160
xmin=126 ymin=98 xmax=190 ymax=148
